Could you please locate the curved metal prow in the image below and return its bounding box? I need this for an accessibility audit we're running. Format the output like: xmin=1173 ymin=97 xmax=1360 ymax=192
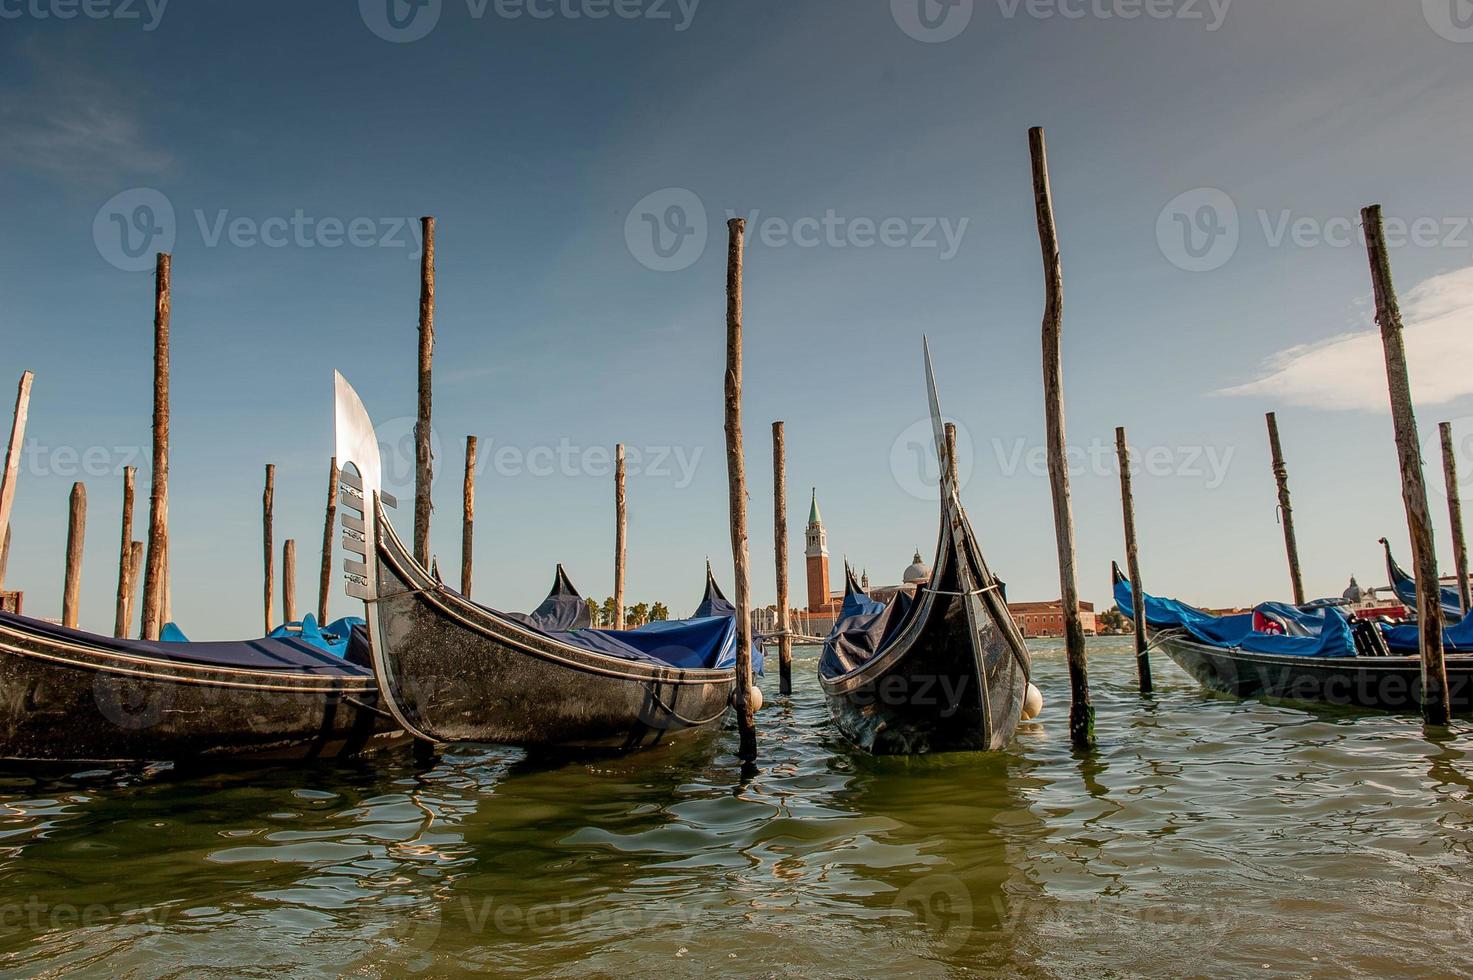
xmin=332 ymin=371 xmax=434 ymax=743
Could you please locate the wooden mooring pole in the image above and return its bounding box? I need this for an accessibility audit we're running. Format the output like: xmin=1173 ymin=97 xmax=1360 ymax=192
xmin=282 ymin=538 xmax=296 ymax=624
xmin=614 ymin=443 xmax=627 ymax=630
xmin=0 ymin=371 xmax=34 ymax=593
xmin=1115 ymin=427 xmax=1153 ymax=693
xmin=124 ymin=540 xmax=143 ymax=636
xmin=319 ymin=457 xmax=338 ymax=623
xmin=462 ymin=436 xmax=476 ymax=597
xmin=140 ymin=253 xmax=170 ymax=640
xmin=113 ymin=466 xmax=136 ymax=637
xmin=944 ymin=422 xmax=959 ymax=488
xmin=413 ymin=216 xmax=436 ymax=569
xmin=1265 ymin=412 xmax=1306 ymax=605
xmin=1439 ymin=422 xmax=1472 ymax=617
xmin=62 ymin=482 xmax=86 ymax=629
xmin=1363 ymin=204 xmax=1448 ymax=725
xmin=725 ymin=218 xmax=758 ymax=763
xmin=263 ymin=464 xmax=275 ymax=634
xmin=772 ymin=421 xmax=792 ymax=695
xmin=1029 ymin=127 xmax=1093 ymax=748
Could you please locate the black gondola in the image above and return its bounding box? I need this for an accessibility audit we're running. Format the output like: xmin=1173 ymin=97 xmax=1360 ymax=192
xmin=333 ymin=373 xmax=739 ymax=753
xmin=1379 ymin=538 xmax=1466 ymax=623
xmin=816 ymin=344 xmax=1032 ymax=755
xmin=1112 ymin=564 xmax=1473 ymax=713
xmin=0 ymin=612 xmax=404 ymax=763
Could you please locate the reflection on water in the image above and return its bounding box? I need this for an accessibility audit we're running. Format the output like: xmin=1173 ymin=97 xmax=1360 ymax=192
xmin=1 ymin=638 xmax=1470 ymax=976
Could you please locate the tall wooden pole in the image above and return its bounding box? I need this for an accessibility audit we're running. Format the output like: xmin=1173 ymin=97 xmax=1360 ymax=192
xmin=318 ymin=457 xmax=338 ymax=623
xmin=772 ymin=421 xmax=792 ymax=695
xmin=140 ymin=253 xmax=170 ymax=640
xmin=263 ymin=464 xmax=275 ymax=634
xmin=282 ymin=538 xmax=297 ymax=625
xmin=1115 ymin=427 xmax=1153 ymax=693
xmin=124 ymin=541 xmax=143 ymax=637
xmin=1363 ymin=204 xmax=1448 ymax=725
xmin=414 ymin=216 xmax=436 ymax=568
xmin=113 ymin=466 xmax=136 ymax=637
xmin=614 ymin=443 xmax=627 ymax=630
xmin=61 ymin=482 xmax=86 ymax=629
xmin=725 ymin=218 xmax=757 ymax=763
xmin=1265 ymin=412 xmax=1306 ymax=605
xmin=944 ymin=422 xmax=959 ymax=488
xmin=462 ymin=436 xmax=477 ymax=597
xmin=1029 ymin=127 xmax=1092 ymax=748
xmin=0 ymin=526 xmax=9 ymax=592
xmin=0 ymin=371 xmax=34 ymax=592
xmin=1439 ymin=422 xmax=1471 ymax=617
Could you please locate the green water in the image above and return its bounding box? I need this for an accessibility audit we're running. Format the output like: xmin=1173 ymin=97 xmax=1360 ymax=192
xmin=2 ymin=637 xmax=1471 ymax=977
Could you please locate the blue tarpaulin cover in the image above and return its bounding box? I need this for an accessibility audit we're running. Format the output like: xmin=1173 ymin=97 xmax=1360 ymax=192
xmin=1114 ymin=573 xmax=1356 ymax=657
xmin=0 ymin=610 xmax=373 ymax=675
xmin=1381 ymin=615 xmax=1473 ymax=654
xmin=819 ymin=566 xmax=918 ymax=678
xmin=266 ymin=615 xmax=365 ymax=657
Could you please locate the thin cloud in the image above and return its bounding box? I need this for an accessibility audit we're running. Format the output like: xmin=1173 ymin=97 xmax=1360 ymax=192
xmin=1218 ymin=265 xmax=1473 ymax=411
xmin=0 ymin=45 xmax=172 ymax=184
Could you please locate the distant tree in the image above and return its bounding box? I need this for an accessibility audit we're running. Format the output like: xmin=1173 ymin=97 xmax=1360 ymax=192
xmin=585 ymin=597 xmax=600 ymax=627
xmin=1097 ymin=608 xmax=1128 ymax=634
xmin=628 ymin=601 xmax=651 ymax=626
xmin=600 ymin=596 xmax=618 ymax=626
xmin=649 ymin=602 xmax=670 ymax=622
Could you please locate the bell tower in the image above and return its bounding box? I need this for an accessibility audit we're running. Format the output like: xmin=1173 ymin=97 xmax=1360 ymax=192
xmin=805 ymin=488 xmax=830 ymax=612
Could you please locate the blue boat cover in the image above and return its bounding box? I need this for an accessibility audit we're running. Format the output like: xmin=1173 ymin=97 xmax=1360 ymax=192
xmin=474 ymin=567 xmax=749 ymax=672
xmin=1381 ymin=614 xmax=1473 ymax=654
xmin=818 ymin=580 xmax=916 ymax=679
xmin=0 ymin=610 xmax=373 ymax=676
xmin=687 ymin=567 xmax=763 ymax=674
xmin=1383 ymin=543 xmax=1465 ymax=622
xmin=1113 ymin=573 xmax=1356 ymax=657
xmin=266 ymin=615 xmax=365 ymax=657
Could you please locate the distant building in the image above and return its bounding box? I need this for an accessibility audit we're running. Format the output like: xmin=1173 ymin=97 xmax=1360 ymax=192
xmin=1010 ymin=599 xmax=1097 ymax=638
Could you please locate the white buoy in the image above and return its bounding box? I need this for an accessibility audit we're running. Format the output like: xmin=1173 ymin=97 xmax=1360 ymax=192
xmin=749 ymin=685 xmax=764 ymax=713
xmin=1021 ymin=683 xmax=1044 ymax=721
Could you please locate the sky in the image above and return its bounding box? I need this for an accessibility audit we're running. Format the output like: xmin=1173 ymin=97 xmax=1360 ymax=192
xmin=1 ymin=0 xmax=1472 ymax=639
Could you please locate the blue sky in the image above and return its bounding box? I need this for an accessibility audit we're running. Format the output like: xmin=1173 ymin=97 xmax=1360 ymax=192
xmin=1 ymin=0 xmax=1472 ymax=637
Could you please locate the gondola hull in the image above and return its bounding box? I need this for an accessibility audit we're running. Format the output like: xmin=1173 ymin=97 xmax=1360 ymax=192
xmin=0 ymin=620 xmax=403 ymax=764
xmin=366 ymin=512 xmax=735 ymax=752
xmin=1158 ymin=631 xmax=1473 ymax=713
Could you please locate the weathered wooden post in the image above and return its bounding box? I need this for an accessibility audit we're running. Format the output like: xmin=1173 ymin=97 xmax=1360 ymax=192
xmin=124 ymin=540 xmax=143 ymax=636
xmin=1029 ymin=127 xmax=1093 ymax=748
xmin=771 ymin=421 xmax=792 ymax=695
xmin=1439 ymin=422 xmax=1471 ymax=617
xmin=462 ymin=436 xmax=477 ymax=597
xmin=1363 ymin=204 xmax=1448 ymax=725
xmin=263 ymin=464 xmax=275 ymax=634
xmin=1115 ymin=427 xmax=1153 ymax=693
xmin=113 ymin=466 xmax=136 ymax=637
xmin=724 ymin=217 xmax=758 ymax=763
xmin=1265 ymin=412 xmax=1306 ymax=605
xmin=414 ymin=216 xmax=436 ymax=568
xmin=944 ymin=422 xmax=959 ymax=488
xmin=140 ymin=253 xmax=170 ymax=640
xmin=61 ymin=482 xmax=86 ymax=628
xmin=318 ymin=457 xmax=338 ymax=623
xmin=0 ymin=526 xmax=9 ymax=592
xmin=282 ymin=538 xmax=297 ymax=624
xmin=614 ymin=443 xmax=627 ymax=630
xmin=0 ymin=370 xmax=34 ymax=592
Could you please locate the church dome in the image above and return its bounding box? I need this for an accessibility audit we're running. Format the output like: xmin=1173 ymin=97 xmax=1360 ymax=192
xmin=903 ymin=551 xmax=931 ymax=585
xmin=1343 ymin=576 xmax=1362 ymax=603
